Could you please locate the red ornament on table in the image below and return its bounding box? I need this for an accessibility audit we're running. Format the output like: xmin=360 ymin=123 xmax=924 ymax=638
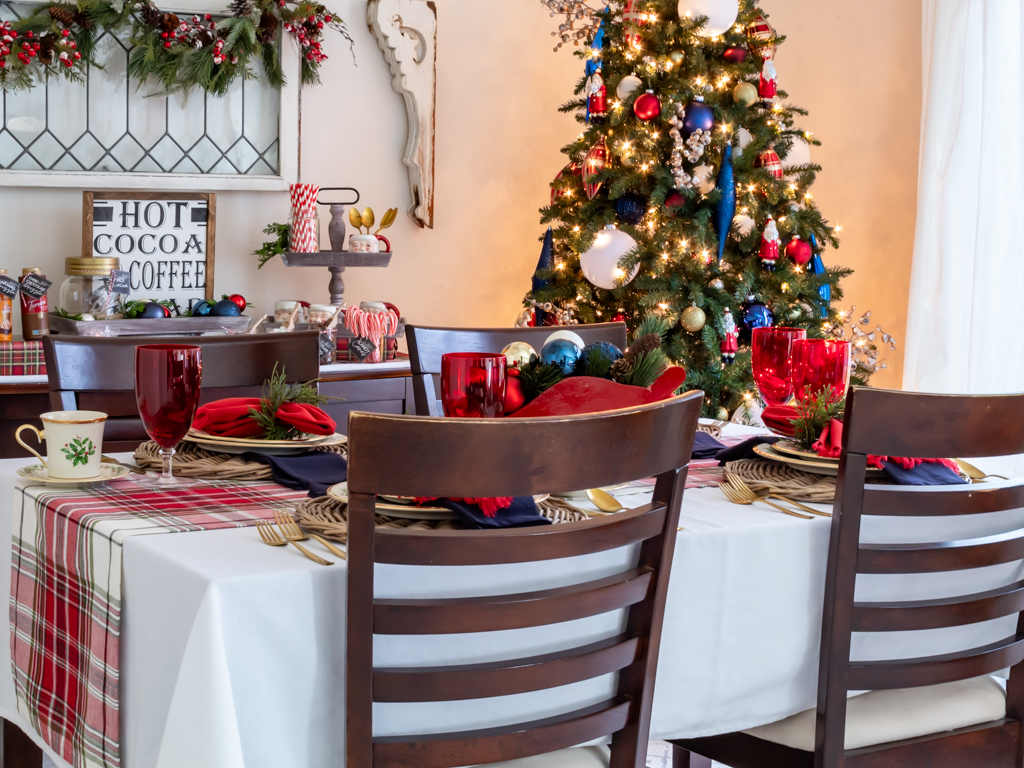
xmin=785 ymin=235 xmax=812 ymax=266
xmin=583 ymin=138 xmax=608 ymax=200
xmin=720 ymin=308 xmax=739 ymax=363
xmin=759 ymin=216 xmax=781 ymax=271
xmin=226 ymin=294 xmax=247 ymax=311
xmin=746 ymin=12 xmax=776 ymax=60
xmin=756 ymin=148 xmax=784 ymax=179
xmin=622 ymin=0 xmax=647 ymax=48
xmin=758 ymin=56 xmax=777 ymax=100
xmin=586 ymin=68 xmax=607 ymax=121
xmin=633 ymin=90 xmax=661 ymax=121
xmin=722 ymin=46 xmax=747 ymax=63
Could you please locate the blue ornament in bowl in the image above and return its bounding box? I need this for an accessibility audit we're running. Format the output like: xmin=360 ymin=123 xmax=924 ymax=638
xmin=577 ymin=340 xmax=623 ymax=377
xmin=541 ymin=338 xmax=582 ymax=375
xmin=140 ymin=302 xmax=168 ymax=319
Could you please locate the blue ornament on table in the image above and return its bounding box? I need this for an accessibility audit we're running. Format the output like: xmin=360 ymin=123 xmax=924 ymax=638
xmin=615 ymin=193 xmax=647 ymax=226
xmin=190 ymin=299 xmax=212 ymax=317
xmin=210 ymin=299 xmax=242 ymax=317
xmin=682 ymin=96 xmax=715 ymax=137
xmin=140 ymin=302 xmax=168 ymax=319
xmin=809 ymin=233 xmax=830 ymax=318
xmin=531 ymin=227 xmax=555 ymax=325
xmin=541 ymin=338 xmax=582 ymax=376
xmin=713 ymin=143 xmax=736 ymax=262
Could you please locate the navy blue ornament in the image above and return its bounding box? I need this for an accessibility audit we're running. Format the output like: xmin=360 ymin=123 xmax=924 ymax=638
xmin=191 ymin=299 xmax=212 ymax=317
xmin=740 ymin=298 xmax=774 ymax=342
xmin=713 ymin=144 xmax=736 ymax=262
xmin=615 ymin=193 xmax=647 ymax=226
xmin=809 ymin=233 xmax=830 ymax=318
xmin=140 ymin=302 xmax=168 ymax=319
xmin=541 ymin=338 xmax=582 ymax=375
xmin=531 ymin=227 xmax=555 ymax=325
xmin=579 ymin=341 xmax=623 ymax=375
xmin=682 ymin=96 xmax=715 ymax=137
xmin=210 ymin=299 xmax=242 ymax=317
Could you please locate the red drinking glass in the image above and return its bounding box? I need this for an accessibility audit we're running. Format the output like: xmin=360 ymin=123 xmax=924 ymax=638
xmin=791 ymin=339 xmax=851 ymax=404
xmin=752 ymin=327 xmax=806 ymax=406
xmin=135 ymin=344 xmax=202 ymax=485
xmin=440 ymin=353 xmax=507 ymax=418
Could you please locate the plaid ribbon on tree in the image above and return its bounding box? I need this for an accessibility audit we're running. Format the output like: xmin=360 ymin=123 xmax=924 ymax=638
xmin=9 ymin=477 xmax=307 ymax=768
xmin=0 ymin=341 xmax=46 ymax=376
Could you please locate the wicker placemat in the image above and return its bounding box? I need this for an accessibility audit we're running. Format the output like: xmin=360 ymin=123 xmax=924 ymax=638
xmin=294 ymin=494 xmax=591 ymax=542
xmin=697 ymin=424 xmax=722 ymax=439
xmin=724 ymin=458 xmax=836 ymax=503
xmin=133 ymin=439 xmax=348 ymax=481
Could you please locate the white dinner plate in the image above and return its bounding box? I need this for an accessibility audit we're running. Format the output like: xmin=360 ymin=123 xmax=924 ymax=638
xmin=183 ymin=432 xmax=347 ymax=457
xmin=187 ymin=429 xmax=345 ymax=447
xmin=773 ymin=440 xmax=839 ymax=463
xmin=753 ymin=444 xmax=886 ymax=477
xmin=327 ymin=483 xmax=455 ymax=519
xmin=17 ymin=463 xmax=132 ymax=486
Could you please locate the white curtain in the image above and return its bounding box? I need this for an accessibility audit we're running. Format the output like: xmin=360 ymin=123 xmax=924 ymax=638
xmin=904 ymin=0 xmax=1024 ymax=398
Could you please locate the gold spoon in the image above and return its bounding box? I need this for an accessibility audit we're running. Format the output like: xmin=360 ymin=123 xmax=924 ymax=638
xmin=587 ymin=488 xmax=625 ymax=513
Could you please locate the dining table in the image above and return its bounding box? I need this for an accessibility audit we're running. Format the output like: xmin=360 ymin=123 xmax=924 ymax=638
xmin=2 ymin=422 xmax=1022 ymax=768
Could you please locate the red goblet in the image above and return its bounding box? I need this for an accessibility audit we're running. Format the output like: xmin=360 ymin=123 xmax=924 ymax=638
xmin=135 ymin=344 xmax=202 ymax=485
xmin=752 ymin=327 xmax=806 ymax=405
xmin=441 ymin=353 xmax=507 ymax=418
xmin=791 ymin=339 xmax=851 ymax=404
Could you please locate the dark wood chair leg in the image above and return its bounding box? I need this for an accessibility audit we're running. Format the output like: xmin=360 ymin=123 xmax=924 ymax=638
xmin=672 ymin=743 xmax=713 ymax=768
xmin=3 ymin=719 xmax=43 ymax=768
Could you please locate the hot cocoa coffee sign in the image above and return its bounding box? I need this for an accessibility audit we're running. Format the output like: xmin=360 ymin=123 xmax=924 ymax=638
xmin=83 ymin=191 xmax=217 ymax=308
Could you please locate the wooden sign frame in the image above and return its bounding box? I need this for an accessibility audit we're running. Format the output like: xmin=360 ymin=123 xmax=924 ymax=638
xmin=82 ymin=190 xmax=217 ymax=304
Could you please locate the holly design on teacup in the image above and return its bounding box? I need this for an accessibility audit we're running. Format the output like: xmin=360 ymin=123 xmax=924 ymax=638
xmin=61 ymin=436 xmax=96 ymax=467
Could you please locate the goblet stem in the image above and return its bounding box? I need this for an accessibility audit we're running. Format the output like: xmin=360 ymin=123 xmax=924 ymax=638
xmin=160 ymin=447 xmax=175 ymax=483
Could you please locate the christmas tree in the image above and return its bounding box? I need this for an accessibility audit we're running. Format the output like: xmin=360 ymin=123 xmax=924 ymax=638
xmin=530 ymin=0 xmax=868 ymax=420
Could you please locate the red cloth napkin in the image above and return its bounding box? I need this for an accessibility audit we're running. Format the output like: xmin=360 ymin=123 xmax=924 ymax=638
xmin=809 ymin=419 xmax=960 ymax=472
xmin=509 ymin=366 xmax=688 ymax=419
xmin=412 ymin=497 xmax=513 ymax=517
xmin=762 ymin=404 xmax=799 ymax=436
xmin=193 ymin=397 xmax=336 ymax=438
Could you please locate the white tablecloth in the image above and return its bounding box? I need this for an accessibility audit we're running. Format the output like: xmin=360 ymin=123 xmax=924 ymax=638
xmin=3 ymin=424 xmax=1022 ymax=768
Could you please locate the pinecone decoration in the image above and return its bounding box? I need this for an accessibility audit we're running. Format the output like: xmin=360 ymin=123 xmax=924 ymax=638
xmin=257 ymin=12 xmax=278 ymax=43
xmin=37 ymin=33 xmax=56 ymax=64
xmin=623 ymin=333 xmax=662 ymax=366
xmin=194 ymin=29 xmax=215 ymax=48
xmin=72 ymin=10 xmax=92 ymax=28
xmin=159 ymin=12 xmax=179 ymax=32
xmin=229 ymin=0 xmax=253 ymax=17
xmin=139 ymin=2 xmax=161 ymax=27
xmin=48 ymin=6 xmax=75 ymax=26
xmin=609 ymin=357 xmax=632 ymax=383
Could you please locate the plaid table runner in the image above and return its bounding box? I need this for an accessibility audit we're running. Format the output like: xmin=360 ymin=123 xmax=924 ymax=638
xmin=9 ymin=476 xmax=307 ymax=768
xmin=0 ymin=341 xmax=46 ymax=376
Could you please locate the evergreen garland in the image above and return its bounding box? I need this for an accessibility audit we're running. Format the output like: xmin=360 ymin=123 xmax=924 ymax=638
xmin=530 ymin=0 xmax=878 ymax=419
xmin=0 ymin=0 xmax=351 ymax=96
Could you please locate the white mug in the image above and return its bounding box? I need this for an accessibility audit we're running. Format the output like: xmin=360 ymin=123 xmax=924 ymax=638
xmin=349 ymin=234 xmax=380 ymax=253
xmin=16 ymin=411 xmax=107 ymax=479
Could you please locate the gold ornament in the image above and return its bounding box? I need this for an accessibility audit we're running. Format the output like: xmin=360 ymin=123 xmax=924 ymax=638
xmin=502 ymin=341 xmax=538 ymax=369
xmin=680 ymin=305 xmax=707 ymax=332
xmin=668 ymin=50 xmax=685 ymax=66
xmin=715 ymin=406 xmax=730 ymax=421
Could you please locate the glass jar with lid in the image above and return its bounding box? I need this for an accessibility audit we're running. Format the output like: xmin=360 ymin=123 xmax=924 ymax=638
xmin=59 ymin=257 xmax=125 ymax=319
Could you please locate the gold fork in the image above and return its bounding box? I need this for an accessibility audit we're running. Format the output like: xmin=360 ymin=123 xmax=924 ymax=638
xmin=273 ymin=510 xmax=347 ymax=560
xmin=255 ymin=520 xmax=333 ymax=565
xmin=727 ymin=475 xmax=832 ymax=518
xmin=720 ymin=478 xmax=813 ymax=519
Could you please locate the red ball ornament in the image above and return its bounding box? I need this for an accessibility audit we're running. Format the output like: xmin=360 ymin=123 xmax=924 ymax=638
xmin=722 ymin=46 xmax=747 ymax=63
xmin=785 ymin=236 xmax=812 ymax=266
xmin=503 ymin=372 xmax=527 ymax=415
xmin=612 ymin=312 xmax=627 ymax=323
xmin=664 ymin=191 xmax=686 ymax=215
xmin=227 ymin=293 xmax=247 ymax=311
xmin=633 ymin=90 xmax=661 ymax=121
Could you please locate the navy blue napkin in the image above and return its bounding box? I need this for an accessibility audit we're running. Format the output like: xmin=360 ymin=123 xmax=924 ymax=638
xmin=241 ymin=451 xmax=348 ymax=498
xmin=881 ymin=461 xmax=967 ymax=486
xmin=692 ymin=431 xmax=726 ymax=460
xmin=716 ymin=435 xmax=780 ymax=465
xmin=439 ymin=496 xmax=552 ymax=529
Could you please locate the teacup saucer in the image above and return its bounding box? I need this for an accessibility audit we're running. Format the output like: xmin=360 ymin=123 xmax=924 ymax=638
xmin=17 ymin=463 xmax=133 ymax=486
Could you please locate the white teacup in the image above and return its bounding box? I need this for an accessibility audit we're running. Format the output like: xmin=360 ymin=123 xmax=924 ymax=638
xmin=16 ymin=411 xmax=107 ymax=479
xmin=349 ymin=234 xmax=380 ymax=253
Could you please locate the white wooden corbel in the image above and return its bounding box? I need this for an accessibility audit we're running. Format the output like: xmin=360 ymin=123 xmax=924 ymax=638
xmin=368 ymin=0 xmax=437 ymax=229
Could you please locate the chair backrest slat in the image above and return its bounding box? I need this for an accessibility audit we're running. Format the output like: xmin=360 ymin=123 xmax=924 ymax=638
xmin=814 ymin=386 xmax=1024 ymax=764
xmin=372 ymin=699 xmax=632 ymax=768
xmin=346 ymin=392 xmax=701 ymax=768
xmin=405 ymin=323 xmax=629 ymax=416
xmin=372 ymin=633 xmax=641 ymax=703
xmin=373 ymin=504 xmax=666 ymax=566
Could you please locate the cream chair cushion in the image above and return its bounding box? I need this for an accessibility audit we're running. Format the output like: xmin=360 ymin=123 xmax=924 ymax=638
xmin=487 ymin=745 xmax=609 ymax=768
xmin=743 ymin=676 xmax=1006 ymax=751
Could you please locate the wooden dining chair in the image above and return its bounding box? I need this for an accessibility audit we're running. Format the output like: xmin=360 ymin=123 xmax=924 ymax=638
xmin=405 ymin=322 xmax=629 ymax=416
xmin=42 ymin=331 xmax=320 ymax=452
xmin=346 ymin=390 xmax=703 ymax=768
xmin=672 ymin=386 xmax=1024 ymax=768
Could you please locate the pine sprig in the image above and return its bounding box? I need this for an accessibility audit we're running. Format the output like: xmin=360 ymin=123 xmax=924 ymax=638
xmin=254 ymin=222 xmax=290 ymax=268
xmin=791 ymin=386 xmax=845 ymax=449
xmin=620 ymin=349 xmax=668 ymax=388
xmin=248 ymin=363 xmax=328 ymax=440
xmin=517 ymin=361 xmax=565 ymax=402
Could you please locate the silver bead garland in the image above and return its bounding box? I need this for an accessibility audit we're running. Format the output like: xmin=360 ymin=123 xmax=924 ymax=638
xmin=540 ymin=0 xmax=604 ymax=51
xmin=668 ymin=102 xmax=712 ymax=189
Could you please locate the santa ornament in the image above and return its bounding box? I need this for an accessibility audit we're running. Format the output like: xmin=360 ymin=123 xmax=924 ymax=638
xmin=759 ymin=216 xmax=781 ymax=271
xmin=720 ymin=307 xmax=739 ymax=364
xmin=758 ymin=55 xmax=777 ymax=101
xmin=587 ymin=67 xmax=607 ymax=122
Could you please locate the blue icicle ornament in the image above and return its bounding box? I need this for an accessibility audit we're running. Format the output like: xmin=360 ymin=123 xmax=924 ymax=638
xmin=809 ymin=232 xmax=830 ymax=318
xmin=713 ymin=143 xmax=736 ymax=262
xmin=532 ymin=227 xmax=555 ymax=325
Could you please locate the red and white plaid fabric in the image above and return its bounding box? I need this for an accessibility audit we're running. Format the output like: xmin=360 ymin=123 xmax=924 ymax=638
xmin=0 ymin=341 xmax=46 ymax=376
xmin=10 ymin=477 xmax=307 ymax=768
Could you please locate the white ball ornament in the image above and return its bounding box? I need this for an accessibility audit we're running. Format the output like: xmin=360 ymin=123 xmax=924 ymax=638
xmin=615 ymin=74 xmax=643 ymax=101
xmin=734 ymin=127 xmax=753 ymax=157
xmin=544 ymin=329 xmax=585 ymax=349
xmin=692 ymin=164 xmax=716 ymax=194
xmin=733 ymin=215 xmax=756 ymax=237
xmin=783 ymin=137 xmax=812 ymax=170
xmin=678 ymin=0 xmax=739 ymax=37
xmin=580 ymin=226 xmax=641 ymax=291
